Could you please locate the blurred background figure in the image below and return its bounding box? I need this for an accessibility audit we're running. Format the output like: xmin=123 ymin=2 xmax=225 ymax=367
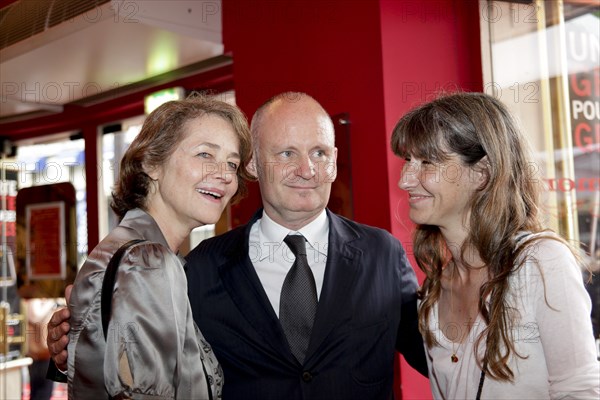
xmin=26 ymin=298 xmax=55 ymax=400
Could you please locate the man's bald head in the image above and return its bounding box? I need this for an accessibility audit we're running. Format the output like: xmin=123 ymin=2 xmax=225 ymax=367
xmin=250 ymin=92 xmax=335 ymax=151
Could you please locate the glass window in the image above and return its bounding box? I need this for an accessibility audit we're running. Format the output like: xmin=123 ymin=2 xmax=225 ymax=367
xmin=100 ymin=118 xmax=144 ymax=238
xmin=13 ymin=137 xmax=87 ymax=267
xmin=480 ymin=0 xmax=599 ymax=340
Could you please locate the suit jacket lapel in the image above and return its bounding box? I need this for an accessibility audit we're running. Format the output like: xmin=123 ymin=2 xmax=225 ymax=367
xmin=306 ymin=211 xmax=361 ymax=363
xmin=218 ymin=210 xmax=294 ymax=362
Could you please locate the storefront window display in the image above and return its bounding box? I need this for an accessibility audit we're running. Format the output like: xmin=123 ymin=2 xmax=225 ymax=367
xmin=480 ymin=0 xmax=599 ymax=342
xmin=14 ymin=139 xmax=87 ymax=268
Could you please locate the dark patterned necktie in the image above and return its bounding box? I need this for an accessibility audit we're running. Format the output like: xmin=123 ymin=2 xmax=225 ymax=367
xmin=279 ymin=234 xmax=318 ymax=363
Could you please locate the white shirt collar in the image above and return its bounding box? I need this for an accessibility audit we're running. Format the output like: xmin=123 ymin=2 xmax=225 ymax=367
xmin=257 ymin=210 xmax=329 ymax=261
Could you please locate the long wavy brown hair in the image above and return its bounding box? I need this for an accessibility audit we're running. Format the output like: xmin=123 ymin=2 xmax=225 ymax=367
xmin=111 ymin=93 xmax=254 ymax=220
xmin=391 ymin=92 xmax=556 ymax=381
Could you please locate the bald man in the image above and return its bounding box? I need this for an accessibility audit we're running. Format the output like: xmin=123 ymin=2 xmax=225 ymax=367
xmin=186 ymin=92 xmax=426 ymax=399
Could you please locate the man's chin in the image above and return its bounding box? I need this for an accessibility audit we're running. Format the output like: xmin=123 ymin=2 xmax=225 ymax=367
xmin=287 ymin=203 xmax=328 ymax=217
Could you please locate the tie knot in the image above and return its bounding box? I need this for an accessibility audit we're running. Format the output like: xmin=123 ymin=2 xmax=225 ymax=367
xmin=284 ymin=235 xmax=307 ymax=257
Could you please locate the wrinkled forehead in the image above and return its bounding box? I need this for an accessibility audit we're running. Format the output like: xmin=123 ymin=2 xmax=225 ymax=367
xmin=260 ymin=104 xmax=335 ymax=145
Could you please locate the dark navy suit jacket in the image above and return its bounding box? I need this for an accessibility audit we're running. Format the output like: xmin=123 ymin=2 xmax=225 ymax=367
xmin=185 ymin=209 xmax=427 ymax=400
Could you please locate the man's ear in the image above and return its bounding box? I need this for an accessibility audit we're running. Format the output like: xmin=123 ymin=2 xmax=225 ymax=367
xmin=328 ymin=147 xmax=338 ymax=182
xmin=247 ymin=154 xmax=258 ymax=180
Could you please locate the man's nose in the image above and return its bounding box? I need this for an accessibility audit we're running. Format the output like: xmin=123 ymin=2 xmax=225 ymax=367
xmin=297 ymin=156 xmax=316 ymax=179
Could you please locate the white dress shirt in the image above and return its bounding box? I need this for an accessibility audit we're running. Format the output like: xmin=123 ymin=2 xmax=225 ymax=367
xmin=249 ymin=210 xmax=329 ymax=317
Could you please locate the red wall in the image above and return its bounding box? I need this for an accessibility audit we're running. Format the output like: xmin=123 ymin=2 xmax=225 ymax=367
xmin=382 ymin=0 xmax=483 ymax=254
xmin=223 ymin=0 xmax=391 ymax=229
xmin=223 ymin=1 xmax=483 ymax=398
xmin=380 ymin=2 xmax=483 ymax=397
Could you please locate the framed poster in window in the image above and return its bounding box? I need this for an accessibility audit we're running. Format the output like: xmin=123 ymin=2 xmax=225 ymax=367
xmin=25 ymin=201 xmax=66 ymax=280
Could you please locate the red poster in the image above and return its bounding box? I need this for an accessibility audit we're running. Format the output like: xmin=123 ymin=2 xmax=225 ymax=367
xmin=26 ymin=202 xmax=65 ymax=279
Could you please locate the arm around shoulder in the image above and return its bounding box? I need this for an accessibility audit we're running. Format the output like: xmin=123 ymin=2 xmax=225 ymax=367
xmin=388 ymin=234 xmax=428 ymax=377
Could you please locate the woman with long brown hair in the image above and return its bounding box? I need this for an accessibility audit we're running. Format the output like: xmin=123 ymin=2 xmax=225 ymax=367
xmin=392 ymin=92 xmax=599 ymax=398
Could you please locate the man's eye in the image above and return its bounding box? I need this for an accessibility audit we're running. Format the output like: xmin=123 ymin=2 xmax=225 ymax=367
xmin=281 ymin=151 xmax=292 ymax=157
xmin=197 ymin=152 xmax=211 ymax=158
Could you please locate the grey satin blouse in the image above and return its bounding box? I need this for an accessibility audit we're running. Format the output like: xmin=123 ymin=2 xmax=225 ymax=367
xmin=67 ymin=208 xmax=222 ymax=399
